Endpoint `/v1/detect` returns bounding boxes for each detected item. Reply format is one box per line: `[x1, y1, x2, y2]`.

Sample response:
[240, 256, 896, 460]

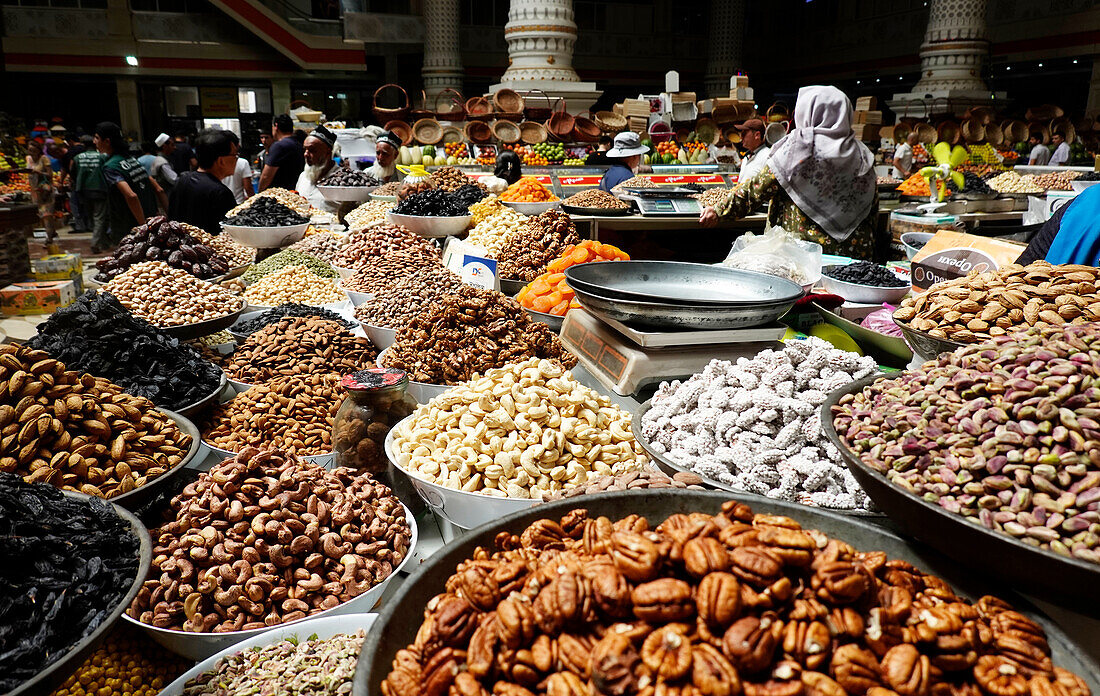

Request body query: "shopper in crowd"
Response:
[137, 142, 157, 174]
[495, 150, 524, 186]
[293, 129, 307, 144]
[58, 134, 87, 233]
[71, 137, 109, 252]
[169, 131, 197, 173]
[700, 85, 877, 259]
[296, 124, 339, 213]
[1027, 133, 1051, 166]
[256, 131, 273, 170]
[220, 131, 254, 205]
[892, 132, 919, 179]
[258, 114, 305, 192]
[26, 140, 56, 236]
[365, 130, 400, 182]
[1049, 132, 1071, 167]
[736, 118, 771, 182]
[95, 121, 167, 244]
[599, 132, 648, 192]
[585, 135, 613, 165]
[151, 133, 179, 191]
[168, 128, 238, 237]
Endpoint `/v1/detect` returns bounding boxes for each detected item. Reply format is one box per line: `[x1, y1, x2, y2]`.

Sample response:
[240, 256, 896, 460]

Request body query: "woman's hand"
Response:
[699, 206, 718, 227]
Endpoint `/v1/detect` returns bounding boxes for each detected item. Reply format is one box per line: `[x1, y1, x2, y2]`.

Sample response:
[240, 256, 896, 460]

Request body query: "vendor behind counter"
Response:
[599, 132, 650, 192]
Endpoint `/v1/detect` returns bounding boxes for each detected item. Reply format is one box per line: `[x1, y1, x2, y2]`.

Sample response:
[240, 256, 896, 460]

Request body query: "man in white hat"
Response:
[150, 133, 178, 191]
[599, 132, 650, 192]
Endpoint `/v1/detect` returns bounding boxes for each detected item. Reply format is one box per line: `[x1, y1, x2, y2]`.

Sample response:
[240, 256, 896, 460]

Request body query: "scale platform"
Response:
[622, 186, 703, 217]
[560, 309, 784, 396]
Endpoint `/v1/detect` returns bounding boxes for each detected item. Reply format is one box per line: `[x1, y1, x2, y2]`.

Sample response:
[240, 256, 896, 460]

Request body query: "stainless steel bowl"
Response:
[565, 260, 804, 306]
[157, 300, 247, 341]
[893, 316, 967, 362]
[570, 283, 796, 330]
[820, 266, 909, 305]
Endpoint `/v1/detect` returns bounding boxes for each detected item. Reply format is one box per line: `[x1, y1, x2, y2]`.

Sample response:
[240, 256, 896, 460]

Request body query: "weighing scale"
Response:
[622, 187, 704, 217]
[560, 308, 785, 396]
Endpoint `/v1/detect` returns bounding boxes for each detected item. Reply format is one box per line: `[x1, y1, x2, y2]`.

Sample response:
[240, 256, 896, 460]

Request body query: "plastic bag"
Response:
[861, 304, 905, 337]
[719, 225, 822, 287]
[478, 175, 508, 194]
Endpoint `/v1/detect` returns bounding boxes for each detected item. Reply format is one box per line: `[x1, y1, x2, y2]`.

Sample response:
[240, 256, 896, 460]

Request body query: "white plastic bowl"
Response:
[124, 504, 416, 660]
[221, 223, 309, 248]
[225, 375, 255, 394]
[821, 267, 910, 305]
[1071, 179, 1100, 193]
[340, 284, 374, 306]
[385, 212, 471, 238]
[386, 421, 538, 529]
[376, 348, 451, 403]
[361, 322, 397, 349]
[318, 185, 379, 203]
[501, 200, 560, 215]
[159, 613, 378, 696]
[336, 265, 358, 280]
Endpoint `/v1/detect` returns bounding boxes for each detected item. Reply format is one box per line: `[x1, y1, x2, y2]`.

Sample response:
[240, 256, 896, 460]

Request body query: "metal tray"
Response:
[9, 491, 152, 696]
[560, 203, 631, 217]
[109, 408, 201, 511]
[571, 283, 796, 330]
[893, 316, 967, 362]
[633, 399, 883, 518]
[497, 277, 528, 296]
[175, 373, 227, 418]
[565, 261, 804, 307]
[353, 489, 1100, 696]
[157, 300, 247, 341]
[822, 373, 1100, 615]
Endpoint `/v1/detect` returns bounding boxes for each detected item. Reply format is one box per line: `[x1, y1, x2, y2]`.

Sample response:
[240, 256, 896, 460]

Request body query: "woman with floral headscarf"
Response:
[700, 85, 879, 259]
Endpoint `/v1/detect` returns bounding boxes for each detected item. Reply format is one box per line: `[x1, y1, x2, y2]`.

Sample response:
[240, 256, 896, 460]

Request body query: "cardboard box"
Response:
[730, 75, 750, 88]
[1, 280, 77, 316]
[852, 124, 880, 141]
[729, 87, 754, 101]
[31, 253, 83, 293]
[669, 91, 696, 103]
[854, 110, 883, 125]
[855, 96, 878, 111]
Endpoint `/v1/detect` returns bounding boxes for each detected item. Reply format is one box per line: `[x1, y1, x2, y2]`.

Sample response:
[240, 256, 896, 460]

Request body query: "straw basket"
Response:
[965, 106, 995, 126]
[520, 121, 548, 145]
[493, 89, 525, 121]
[410, 90, 432, 121]
[695, 118, 720, 145]
[546, 98, 574, 141]
[765, 102, 789, 123]
[524, 89, 554, 122]
[1051, 117, 1076, 145]
[937, 121, 960, 145]
[891, 122, 912, 142]
[1002, 120, 1028, 145]
[572, 111, 601, 143]
[464, 120, 492, 144]
[1028, 121, 1052, 144]
[594, 110, 627, 134]
[984, 122, 1004, 147]
[465, 97, 492, 121]
[372, 84, 410, 124]
[440, 126, 464, 144]
[384, 120, 413, 146]
[1025, 104, 1064, 122]
[491, 120, 521, 144]
[913, 122, 936, 144]
[961, 120, 985, 144]
[412, 118, 442, 145]
[434, 88, 466, 122]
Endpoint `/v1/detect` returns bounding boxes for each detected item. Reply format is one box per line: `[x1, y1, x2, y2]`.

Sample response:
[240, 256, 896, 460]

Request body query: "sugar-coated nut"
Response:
[392, 358, 647, 499]
[102, 261, 244, 326]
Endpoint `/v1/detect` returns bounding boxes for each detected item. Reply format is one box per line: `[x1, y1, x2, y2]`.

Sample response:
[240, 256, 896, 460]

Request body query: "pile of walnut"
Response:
[497, 210, 581, 282]
[382, 502, 1089, 696]
[381, 285, 577, 385]
[129, 447, 411, 633]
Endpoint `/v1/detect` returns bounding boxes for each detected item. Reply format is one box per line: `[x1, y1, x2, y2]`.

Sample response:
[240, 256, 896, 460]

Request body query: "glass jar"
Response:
[333, 368, 420, 507]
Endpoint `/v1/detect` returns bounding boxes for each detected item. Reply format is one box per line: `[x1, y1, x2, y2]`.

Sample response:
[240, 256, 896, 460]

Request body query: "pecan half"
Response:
[697, 572, 743, 633]
[973, 655, 1028, 696]
[692, 642, 742, 696]
[880, 644, 934, 696]
[830, 644, 880, 695]
[724, 611, 782, 673]
[633, 578, 695, 623]
[683, 536, 731, 578]
[610, 530, 661, 582]
[641, 624, 693, 681]
[590, 632, 642, 696]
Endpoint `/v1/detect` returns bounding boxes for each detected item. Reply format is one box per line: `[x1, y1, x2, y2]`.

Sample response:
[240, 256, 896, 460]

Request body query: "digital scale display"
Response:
[651, 200, 675, 212]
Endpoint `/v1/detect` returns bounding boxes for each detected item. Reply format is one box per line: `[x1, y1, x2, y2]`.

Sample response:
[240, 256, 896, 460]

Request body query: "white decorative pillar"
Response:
[422, 0, 463, 98]
[705, 0, 744, 99]
[887, 0, 1003, 118]
[491, 0, 601, 115]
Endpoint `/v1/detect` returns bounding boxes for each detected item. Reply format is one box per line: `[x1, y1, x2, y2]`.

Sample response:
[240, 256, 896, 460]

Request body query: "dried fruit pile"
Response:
[94, 217, 230, 282]
[500, 176, 558, 202]
[224, 195, 310, 227]
[517, 240, 629, 316]
[382, 502, 1090, 696]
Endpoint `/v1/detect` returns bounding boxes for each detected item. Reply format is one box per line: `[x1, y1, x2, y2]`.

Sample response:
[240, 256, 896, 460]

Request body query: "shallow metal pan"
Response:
[565, 260, 804, 306]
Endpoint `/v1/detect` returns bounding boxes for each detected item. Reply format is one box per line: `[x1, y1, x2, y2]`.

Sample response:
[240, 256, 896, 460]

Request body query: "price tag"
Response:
[461, 254, 497, 291]
[558, 175, 603, 187]
[649, 174, 725, 185]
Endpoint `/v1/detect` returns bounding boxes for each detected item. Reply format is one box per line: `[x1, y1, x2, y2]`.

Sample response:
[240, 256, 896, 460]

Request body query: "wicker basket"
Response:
[384, 120, 413, 146]
[937, 121, 960, 145]
[433, 88, 465, 122]
[765, 102, 789, 123]
[695, 118, 720, 145]
[412, 118, 443, 145]
[492, 88, 525, 115]
[520, 121, 548, 145]
[572, 111, 600, 143]
[594, 110, 627, 133]
[891, 122, 912, 142]
[965, 106, 995, 126]
[1025, 104, 1064, 122]
[492, 120, 521, 144]
[984, 122, 1004, 147]
[440, 126, 464, 144]
[1051, 117, 1076, 145]
[546, 97, 574, 141]
[494, 111, 524, 123]
[410, 90, 432, 121]
[1027, 121, 1051, 144]
[524, 89, 554, 122]
[373, 84, 410, 124]
[913, 123, 936, 144]
[1002, 120, 1028, 144]
[465, 120, 492, 144]
[961, 120, 985, 144]
[465, 96, 492, 121]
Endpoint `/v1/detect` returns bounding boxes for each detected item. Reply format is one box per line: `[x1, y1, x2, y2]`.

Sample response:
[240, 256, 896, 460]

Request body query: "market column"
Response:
[422, 0, 463, 99]
[116, 77, 141, 141]
[704, 0, 745, 99]
[271, 79, 291, 117]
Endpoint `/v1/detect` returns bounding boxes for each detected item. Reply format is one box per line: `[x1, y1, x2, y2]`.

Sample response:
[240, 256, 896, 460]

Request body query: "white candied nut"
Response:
[641, 338, 877, 511]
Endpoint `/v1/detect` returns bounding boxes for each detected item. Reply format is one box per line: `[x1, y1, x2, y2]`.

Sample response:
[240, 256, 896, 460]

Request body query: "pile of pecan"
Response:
[381, 285, 577, 385]
[129, 447, 412, 633]
[497, 210, 581, 282]
[381, 501, 1089, 696]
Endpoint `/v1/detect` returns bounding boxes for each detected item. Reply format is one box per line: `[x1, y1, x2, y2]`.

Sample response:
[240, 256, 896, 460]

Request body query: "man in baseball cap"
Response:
[599, 131, 650, 192]
[735, 118, 771, 181]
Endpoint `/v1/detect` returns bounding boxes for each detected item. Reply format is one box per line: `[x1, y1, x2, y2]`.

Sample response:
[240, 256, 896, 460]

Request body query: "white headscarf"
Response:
[767, 86, 876, 241]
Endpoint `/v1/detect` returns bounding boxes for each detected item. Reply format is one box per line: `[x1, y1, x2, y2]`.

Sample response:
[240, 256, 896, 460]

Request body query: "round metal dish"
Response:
[498, 277, 528, 296]
[214, 263, 251, 282]
[521, 306, 564, 331]
[353, 489, 1100, 696]
[376, 348, 450, 403]
[369, 193, 397, 202]
[900, 231, 934, 260]
[156, 300, 246, 341]
[107, 408, 200, 511]
[632, 399, 882, 517]
[501, 200, 560, 215]
[8, 492, 152, 696]
[571, 283, 796, 330]
[124, 504, 416, 660]
[175, 373, 227, 418]
[813, 302, 912, 364]
[820, 266, 909, 305]
[385, 420, 539, 529]
[160, 613, 378, 696]
[893, 316, 967, 362]
[565, 261, 804, 307]
[822, 373, 1100, 614]
[220, 223, 309, 248]
[385, 212, 471, 238]
[560, 203, 631, 217]
[318, 185, 380, 203]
